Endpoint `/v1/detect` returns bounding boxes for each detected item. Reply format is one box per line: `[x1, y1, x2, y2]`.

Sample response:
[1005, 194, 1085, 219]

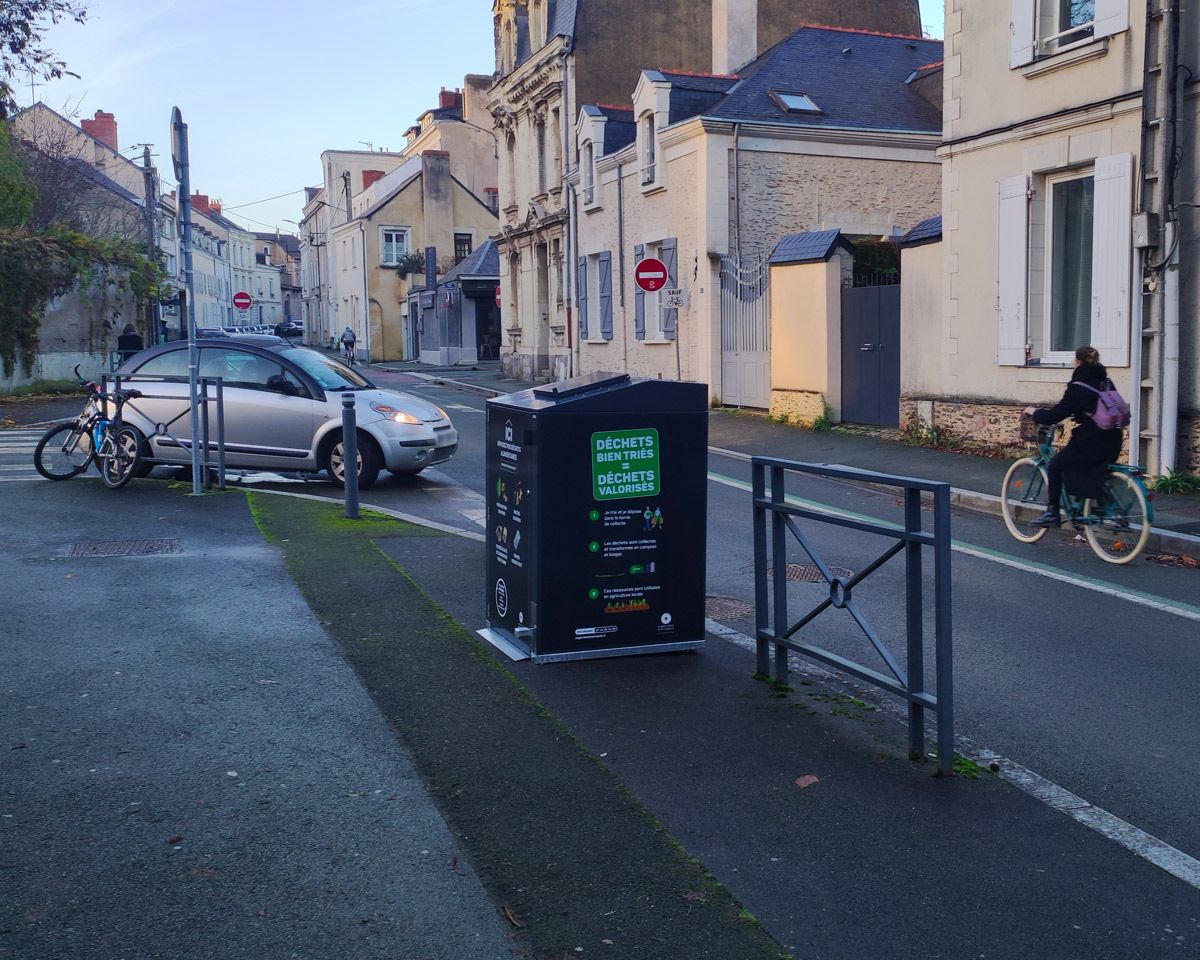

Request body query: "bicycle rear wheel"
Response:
[33, 422, 93, 480]
[98, 426, 141, 489]
[1084, 472, 1150, 564]
[1000, 457, 1050, 543]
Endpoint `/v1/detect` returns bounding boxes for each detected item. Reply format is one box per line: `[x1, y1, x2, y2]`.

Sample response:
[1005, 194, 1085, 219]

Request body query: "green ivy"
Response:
[0, 228, 165, 377]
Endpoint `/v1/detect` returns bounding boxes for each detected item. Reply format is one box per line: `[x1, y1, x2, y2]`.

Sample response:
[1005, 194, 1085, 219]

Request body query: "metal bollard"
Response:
[341, 394, 359, 519]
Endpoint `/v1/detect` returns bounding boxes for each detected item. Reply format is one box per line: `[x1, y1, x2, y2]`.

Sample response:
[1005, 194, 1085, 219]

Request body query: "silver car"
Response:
[113, 340, 457, 488]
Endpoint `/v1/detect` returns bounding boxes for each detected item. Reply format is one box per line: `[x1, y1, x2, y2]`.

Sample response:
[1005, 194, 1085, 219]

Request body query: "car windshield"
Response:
[279, 347, 372, 390]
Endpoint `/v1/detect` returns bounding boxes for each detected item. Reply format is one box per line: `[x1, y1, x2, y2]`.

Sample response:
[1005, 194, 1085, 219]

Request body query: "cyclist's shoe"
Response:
[1030, 510, 1063, 527]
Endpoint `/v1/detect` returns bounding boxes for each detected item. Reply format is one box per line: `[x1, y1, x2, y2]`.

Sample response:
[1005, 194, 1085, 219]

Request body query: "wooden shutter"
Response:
[1093, 0, 1129, 40]
[661, 238, 678, 340]
[633, 245, 646, 341]
[1090, 153, 1132, 367]
[996, 174, 1030, 365]
[598, 251, 613, 341]
[577, 256, 588, 340]
[1009, 0, 1036, 67]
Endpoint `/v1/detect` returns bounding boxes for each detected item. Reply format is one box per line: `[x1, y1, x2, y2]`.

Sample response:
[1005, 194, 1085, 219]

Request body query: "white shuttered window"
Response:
[996, 174, 1030, 365]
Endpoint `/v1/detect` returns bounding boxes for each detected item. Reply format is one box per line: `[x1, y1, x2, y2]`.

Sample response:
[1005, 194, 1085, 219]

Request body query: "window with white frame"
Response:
[582, 141, 595, 204]
[996, 153, 1132, 367]
[1009, 0, 1126, 67]
[380, 227, 411, 265]
[1045, 170, 1094, 355]
[641, 115, 656, 185]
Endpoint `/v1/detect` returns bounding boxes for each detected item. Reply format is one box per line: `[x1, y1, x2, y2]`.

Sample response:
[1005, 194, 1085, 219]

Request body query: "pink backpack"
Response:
[1076, 379, 1130, 431]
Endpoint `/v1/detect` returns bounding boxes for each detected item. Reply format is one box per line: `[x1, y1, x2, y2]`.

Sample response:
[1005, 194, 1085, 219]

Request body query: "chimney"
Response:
[362, 169, 386, 190]
[80, 110, 118, 151]
[712, 0, 756, 74]
[438, 87, 462, 110]
[190, 193, 211, 214]
[210, 199, 222, 214]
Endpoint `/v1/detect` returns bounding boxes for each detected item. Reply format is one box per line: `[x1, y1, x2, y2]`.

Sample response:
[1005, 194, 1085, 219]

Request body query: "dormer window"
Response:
[581, 141, 595, 204]
[641, 115, 656, 185]
[769, 90, 822, 114]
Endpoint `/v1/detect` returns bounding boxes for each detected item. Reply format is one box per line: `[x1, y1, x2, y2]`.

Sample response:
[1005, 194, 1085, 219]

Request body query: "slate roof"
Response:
[588, 104, 635, 154]
[769, 229, 855, 265]
[549, 0, 577, 43]
[896, 214, 942, 247]
[697, 25, 943, 134]
[654, 70, 738, 125]
[60, 157, 142, 205]
[442, 238, 500, 283]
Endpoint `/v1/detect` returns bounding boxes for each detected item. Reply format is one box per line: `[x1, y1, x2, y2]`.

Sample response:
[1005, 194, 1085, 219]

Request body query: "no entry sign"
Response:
[634, 257, 668, 292]
[232, 291, 252, 310]
[495, 285, 502, 308]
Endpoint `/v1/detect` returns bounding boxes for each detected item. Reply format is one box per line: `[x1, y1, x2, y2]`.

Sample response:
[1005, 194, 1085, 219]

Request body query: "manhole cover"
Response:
[767, 563, 854, 582]
[705, 596, 755, 618]
[68, 538, 181, 558]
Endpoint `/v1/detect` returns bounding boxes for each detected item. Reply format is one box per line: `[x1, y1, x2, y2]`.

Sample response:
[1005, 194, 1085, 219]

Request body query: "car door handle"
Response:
[860, 343, 874, 351]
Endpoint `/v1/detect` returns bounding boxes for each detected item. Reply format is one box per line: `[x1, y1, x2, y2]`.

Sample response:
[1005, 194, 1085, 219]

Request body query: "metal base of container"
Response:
[477, 627, 703, 663]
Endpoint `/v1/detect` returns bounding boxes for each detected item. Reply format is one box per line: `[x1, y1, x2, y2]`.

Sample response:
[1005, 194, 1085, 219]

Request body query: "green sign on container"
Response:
[591, 428, 660, 501]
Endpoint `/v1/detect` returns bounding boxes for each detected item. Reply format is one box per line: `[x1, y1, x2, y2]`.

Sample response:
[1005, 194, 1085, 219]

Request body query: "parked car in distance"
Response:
[113, 341, 457, 487]
[195, 326, 228, 337]
[274, 320, 303, 339]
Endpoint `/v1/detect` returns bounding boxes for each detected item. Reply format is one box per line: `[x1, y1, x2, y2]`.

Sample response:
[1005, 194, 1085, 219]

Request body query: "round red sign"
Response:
[634, 258, 669, 292]
[495, 285, 502, 308]
[232, 291, 252, 310]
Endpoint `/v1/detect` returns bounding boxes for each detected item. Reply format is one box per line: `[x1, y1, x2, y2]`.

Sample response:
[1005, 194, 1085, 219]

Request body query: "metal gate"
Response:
[720, 254, 770, 409]
[840, 280, 901, 427]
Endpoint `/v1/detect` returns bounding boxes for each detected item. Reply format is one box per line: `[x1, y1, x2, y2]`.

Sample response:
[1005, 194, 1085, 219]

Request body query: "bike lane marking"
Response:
[705, 469, 1200, 625]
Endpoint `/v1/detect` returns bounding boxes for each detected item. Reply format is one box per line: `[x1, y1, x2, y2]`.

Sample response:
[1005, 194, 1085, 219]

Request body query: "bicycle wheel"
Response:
[33, 422, 93, 480]
[1084, 472, 1150, 564]
[1000, 457, 1050, 543]
[98, 426, 141, 490]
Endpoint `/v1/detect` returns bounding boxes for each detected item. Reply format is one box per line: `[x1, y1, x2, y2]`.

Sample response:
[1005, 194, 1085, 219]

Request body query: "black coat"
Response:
[1032, 362, 1123, 499]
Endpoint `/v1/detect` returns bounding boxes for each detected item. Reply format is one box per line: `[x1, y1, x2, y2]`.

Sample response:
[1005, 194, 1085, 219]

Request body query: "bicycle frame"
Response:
[1027, 429, 1154, 525]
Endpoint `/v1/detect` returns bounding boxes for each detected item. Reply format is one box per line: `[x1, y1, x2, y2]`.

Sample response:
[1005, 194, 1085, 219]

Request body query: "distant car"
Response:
[274, 320, 303, 339]
[195, 326, 229, 337]
[113, 340, 456, 487]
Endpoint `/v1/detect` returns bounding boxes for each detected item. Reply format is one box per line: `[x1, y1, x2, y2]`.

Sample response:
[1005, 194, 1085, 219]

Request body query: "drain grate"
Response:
[705, 595, 755, 618]
[68, 538, 181, 558]
[767, 563, 854, 583]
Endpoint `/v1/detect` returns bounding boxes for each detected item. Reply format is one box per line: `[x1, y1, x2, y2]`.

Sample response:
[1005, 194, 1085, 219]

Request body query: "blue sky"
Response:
[28, 0, 944, 235]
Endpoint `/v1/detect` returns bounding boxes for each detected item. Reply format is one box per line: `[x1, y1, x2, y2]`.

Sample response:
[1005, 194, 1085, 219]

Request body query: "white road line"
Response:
[704, 617, 1200, 891]
[706, 470, 1200, 625]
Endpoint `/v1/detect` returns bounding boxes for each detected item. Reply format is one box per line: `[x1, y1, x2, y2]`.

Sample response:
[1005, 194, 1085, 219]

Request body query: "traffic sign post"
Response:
[233, 291, 253, 311]
[634, 258, 669, 292]
[172, 106, 202, 497]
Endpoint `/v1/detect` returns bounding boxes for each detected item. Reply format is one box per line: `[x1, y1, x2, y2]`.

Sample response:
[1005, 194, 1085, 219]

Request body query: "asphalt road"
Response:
[8, 377, 1200, 883]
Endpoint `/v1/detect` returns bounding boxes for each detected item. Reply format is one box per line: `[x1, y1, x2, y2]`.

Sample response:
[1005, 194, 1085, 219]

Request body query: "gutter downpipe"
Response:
[733, 122, 742, 260]
[617, 158, 627, 374]
[1159, 0, 1183, 474]
[1128, 246, 1144, 458]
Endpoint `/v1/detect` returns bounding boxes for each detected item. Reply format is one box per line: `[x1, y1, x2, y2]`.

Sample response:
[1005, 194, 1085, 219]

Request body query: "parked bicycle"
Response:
[33, 366, 145, 489]
[1000, 418, 1152, 564]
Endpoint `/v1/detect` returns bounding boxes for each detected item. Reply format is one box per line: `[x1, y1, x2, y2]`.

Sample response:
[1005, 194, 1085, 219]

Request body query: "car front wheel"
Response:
[325, 431, 381, 490]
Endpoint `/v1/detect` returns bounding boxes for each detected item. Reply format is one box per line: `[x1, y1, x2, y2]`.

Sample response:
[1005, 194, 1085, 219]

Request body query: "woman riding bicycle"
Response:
[1024, 345, 1123, 527]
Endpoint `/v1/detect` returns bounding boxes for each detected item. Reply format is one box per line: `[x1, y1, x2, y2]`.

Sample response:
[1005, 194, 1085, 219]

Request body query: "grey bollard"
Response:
[341, 393, 359, 519]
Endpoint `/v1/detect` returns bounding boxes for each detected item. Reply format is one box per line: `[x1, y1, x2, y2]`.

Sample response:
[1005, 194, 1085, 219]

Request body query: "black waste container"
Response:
[480, 372, 707, 662]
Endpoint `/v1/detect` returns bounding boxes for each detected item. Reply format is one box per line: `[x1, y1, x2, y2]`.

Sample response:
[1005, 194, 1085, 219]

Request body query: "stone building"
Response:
[305, 80, 498, 361]
[487, 0, 924, 381]
[570, 25, 942, 409]
[901, 0, 1199, 474]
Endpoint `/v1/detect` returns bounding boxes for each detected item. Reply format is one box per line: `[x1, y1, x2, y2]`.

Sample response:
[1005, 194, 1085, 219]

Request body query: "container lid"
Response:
[532, 372, 630, 399]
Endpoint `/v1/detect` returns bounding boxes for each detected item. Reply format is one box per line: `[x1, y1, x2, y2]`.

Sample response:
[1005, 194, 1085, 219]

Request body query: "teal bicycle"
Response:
[1000, 420, 1152, 564]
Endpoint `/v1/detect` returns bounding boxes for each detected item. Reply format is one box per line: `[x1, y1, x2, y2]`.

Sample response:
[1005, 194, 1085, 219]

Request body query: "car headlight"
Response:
[369, 401, 420, 425]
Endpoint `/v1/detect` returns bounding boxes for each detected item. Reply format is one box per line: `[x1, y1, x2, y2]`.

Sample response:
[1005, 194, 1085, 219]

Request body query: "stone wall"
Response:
[900, 395, 1200, 474]
[770, 388, 826, 425]
[736, 151, 941, 258]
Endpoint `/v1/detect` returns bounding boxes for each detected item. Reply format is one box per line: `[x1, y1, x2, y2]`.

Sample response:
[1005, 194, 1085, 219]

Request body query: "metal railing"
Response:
[752, 457, 954, 775]
[106, 374, 227, 489]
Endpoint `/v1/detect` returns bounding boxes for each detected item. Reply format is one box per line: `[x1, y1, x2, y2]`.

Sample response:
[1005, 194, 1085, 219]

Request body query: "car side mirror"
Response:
[266, 374, 301, 396]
